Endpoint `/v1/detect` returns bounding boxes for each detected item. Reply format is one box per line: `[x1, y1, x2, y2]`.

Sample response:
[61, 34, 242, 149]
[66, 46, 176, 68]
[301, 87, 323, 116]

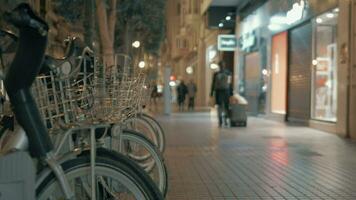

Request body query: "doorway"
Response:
[287, 22, 312, 123]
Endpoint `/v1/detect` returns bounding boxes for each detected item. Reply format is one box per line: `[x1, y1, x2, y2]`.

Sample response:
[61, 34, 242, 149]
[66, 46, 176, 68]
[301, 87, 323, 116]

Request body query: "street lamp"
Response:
[132, 40, 141, 48]
[138, 61, 145, 68]
[186, 66, 193, 74]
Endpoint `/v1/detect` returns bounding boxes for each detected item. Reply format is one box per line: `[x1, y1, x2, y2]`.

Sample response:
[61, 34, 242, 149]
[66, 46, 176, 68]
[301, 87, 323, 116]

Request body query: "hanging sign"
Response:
[218, 34, 238, 51]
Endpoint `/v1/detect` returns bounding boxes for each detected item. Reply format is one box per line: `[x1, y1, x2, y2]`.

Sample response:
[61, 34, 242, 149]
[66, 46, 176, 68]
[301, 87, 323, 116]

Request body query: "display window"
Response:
[271, 32, 288, 114]
[311, 8, 338, 122]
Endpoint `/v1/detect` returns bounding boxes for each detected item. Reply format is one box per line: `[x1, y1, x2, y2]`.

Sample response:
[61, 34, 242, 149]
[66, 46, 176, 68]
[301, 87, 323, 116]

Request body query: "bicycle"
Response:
[1, 24, 168, 196]
[0, 3, 164, 199]
[33, 51, 168, 195]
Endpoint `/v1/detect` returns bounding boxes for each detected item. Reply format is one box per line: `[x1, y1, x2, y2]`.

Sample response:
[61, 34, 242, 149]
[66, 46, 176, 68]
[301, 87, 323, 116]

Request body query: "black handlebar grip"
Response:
[3, 3, 53, 157]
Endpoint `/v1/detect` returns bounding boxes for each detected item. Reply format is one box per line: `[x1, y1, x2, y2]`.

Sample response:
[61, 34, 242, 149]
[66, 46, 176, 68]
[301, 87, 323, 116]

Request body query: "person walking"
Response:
[0, 92, 4, 115]
[210, 61, 232, 127]
[176, 80, 188, 111]
[150, 83, 158, 105]
[187, 79, 197, 111]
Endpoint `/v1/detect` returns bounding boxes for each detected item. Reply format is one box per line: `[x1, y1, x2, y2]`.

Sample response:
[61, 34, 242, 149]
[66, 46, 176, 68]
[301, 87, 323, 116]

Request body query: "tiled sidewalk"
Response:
[158, 112, 356, 200]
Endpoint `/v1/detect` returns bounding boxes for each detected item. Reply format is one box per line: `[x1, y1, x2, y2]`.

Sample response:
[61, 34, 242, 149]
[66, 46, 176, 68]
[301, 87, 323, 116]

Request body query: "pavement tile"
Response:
[160, 112, 356, 200]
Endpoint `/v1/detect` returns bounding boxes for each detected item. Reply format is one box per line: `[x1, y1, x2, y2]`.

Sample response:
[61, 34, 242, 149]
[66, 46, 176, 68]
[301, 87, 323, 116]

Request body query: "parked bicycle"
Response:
[0, 3, 164, 199]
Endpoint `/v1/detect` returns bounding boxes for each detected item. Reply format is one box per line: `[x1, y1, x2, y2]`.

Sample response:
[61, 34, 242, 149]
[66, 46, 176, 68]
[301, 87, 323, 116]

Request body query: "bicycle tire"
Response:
[36, 148, 163, 200]
[140, 113, 166, 153]
[107, 129, 168, 196]
[123, 115, 162, 152]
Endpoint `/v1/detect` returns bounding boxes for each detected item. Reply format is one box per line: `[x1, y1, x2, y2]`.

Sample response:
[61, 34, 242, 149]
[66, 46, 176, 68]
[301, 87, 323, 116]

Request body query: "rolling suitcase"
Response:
[229, 103, 247, 127]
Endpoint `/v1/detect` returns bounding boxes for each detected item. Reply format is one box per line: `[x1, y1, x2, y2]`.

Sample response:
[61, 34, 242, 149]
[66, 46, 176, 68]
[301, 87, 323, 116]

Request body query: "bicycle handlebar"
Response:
[3, 3, 53, 157]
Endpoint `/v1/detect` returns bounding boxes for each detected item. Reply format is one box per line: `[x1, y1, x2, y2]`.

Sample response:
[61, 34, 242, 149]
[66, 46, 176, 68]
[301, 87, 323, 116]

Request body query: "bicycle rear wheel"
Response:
[36, 149, 163, 200]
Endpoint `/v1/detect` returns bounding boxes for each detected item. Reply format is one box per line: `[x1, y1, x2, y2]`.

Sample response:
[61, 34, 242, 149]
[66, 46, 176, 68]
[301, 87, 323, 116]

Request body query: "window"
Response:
[311, 8, 339, 122]
[183, 39, 187, 48]
[176, 38, 180, 48]
[177, 3, 181, 15]
[193, 0, 199, 14]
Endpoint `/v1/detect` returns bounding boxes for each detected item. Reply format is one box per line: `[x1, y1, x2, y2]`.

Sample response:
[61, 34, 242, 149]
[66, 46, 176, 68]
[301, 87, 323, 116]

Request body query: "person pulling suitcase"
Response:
[210, 61, 233, 127]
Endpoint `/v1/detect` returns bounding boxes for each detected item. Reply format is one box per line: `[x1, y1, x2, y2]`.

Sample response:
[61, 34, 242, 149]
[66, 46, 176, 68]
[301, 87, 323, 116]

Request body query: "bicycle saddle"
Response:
[41, 37, 84, 76]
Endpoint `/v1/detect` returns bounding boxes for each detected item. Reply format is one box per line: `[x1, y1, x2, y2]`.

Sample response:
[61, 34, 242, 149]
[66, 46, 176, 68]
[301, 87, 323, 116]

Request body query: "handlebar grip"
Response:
[4, 3, 48, 95]
[4, 3, 48, 36]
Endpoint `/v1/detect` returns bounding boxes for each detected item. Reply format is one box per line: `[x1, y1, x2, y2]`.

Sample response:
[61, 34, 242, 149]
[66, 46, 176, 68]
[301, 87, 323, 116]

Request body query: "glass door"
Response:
[311, 8, 339, 122]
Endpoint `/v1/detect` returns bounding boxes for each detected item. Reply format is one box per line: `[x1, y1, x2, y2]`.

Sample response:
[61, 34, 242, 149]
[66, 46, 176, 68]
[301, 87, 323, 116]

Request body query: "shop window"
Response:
[311, 8, 338, 122]
[271, 32, 287, 114]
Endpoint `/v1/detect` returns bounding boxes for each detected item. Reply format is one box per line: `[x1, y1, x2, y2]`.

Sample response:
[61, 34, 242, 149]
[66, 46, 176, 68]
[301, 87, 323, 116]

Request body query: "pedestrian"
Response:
[0, 92, 5, 115]
[176, 80, 188, 111]
[187, 79, 197, 111]
[210, 61, 233, 127]
[151, 83, 158, 105]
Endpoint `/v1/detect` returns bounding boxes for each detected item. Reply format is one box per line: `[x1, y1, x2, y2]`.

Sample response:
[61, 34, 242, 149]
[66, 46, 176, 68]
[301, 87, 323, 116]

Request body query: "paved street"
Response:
[158, 112, 356, 200]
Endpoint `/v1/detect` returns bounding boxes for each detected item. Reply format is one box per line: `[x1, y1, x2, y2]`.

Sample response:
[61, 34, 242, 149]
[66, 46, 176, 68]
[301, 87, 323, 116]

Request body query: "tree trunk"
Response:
[96, 0, 117, 67]
[123, 21, 132, 55]
[84, 0, 95, 48]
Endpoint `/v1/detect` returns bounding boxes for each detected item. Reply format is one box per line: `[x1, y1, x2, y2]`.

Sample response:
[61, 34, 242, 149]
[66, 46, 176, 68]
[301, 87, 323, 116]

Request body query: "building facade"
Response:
[234, 0, 356, 138]
[162, 0, 229, 107]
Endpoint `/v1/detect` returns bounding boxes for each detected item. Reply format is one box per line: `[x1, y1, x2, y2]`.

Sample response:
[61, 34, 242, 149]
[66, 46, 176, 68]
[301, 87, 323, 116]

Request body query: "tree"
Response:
[96, 0, 117, 66]
[115, 0, 166, 55]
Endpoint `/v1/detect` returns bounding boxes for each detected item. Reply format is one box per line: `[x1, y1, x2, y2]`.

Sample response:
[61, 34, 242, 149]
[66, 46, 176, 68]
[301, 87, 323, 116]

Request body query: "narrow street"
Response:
[159, 112, 356, 199]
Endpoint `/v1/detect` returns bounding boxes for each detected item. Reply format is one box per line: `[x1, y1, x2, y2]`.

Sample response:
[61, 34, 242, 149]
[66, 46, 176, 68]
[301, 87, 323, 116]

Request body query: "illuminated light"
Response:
[132, 40, 140, 48]
[170, 75, 176, 81]
[157, 85, 163, 93]
[268, 24, 282, 31]
[138, 61, 145, 68]
[226, 16, 231, 21]
[169, 81, 176, 87]
[316, 18, 323, 23]
[262, 84, 267, 92]
[312, 59, 318, 66]
[208, 50, 217, 60]
[218, 23, 224, 27]
[262, 69, 268, 76]
[333, 8, 339, 13]
[326, 13, 334, 18]
[210, 63, 219, 70]
[286, 1, 305, 25]
[186, 66, 193, 74]
[325, 80, 332, 88]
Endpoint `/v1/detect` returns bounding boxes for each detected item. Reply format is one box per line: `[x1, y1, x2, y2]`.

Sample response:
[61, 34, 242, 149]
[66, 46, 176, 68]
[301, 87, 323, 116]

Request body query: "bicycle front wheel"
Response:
[36, 152, 163, 200]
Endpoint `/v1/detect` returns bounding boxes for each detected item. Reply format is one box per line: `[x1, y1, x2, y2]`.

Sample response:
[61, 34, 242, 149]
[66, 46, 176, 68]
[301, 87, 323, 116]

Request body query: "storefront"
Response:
[236, 0, 344, 132]
[238, 29, 268, 115]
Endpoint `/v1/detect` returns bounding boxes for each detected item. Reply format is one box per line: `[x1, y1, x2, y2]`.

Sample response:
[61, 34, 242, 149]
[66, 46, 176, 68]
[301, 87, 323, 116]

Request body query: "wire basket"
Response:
[87, 54, 144, 123]
[32, 55, 95, 132]
[32, 53, 149, 131]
